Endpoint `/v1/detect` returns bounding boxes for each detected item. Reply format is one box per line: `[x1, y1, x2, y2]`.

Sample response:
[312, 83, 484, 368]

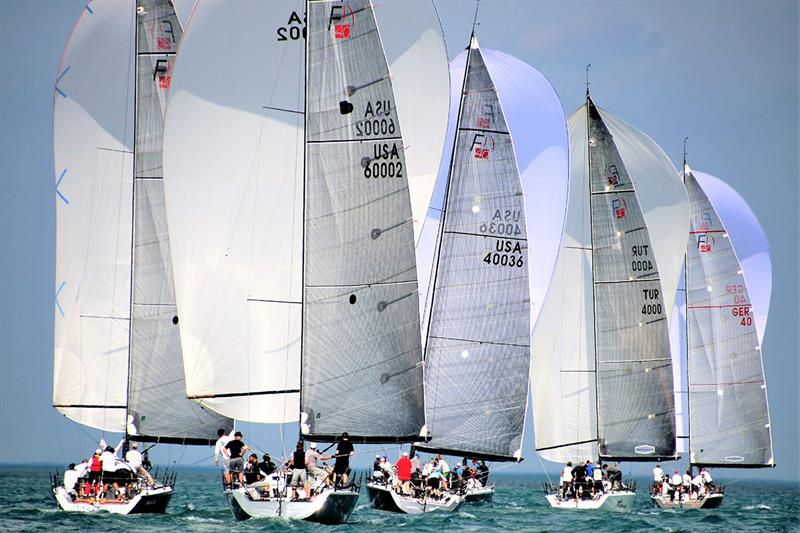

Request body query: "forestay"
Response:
[684, 168, 773, 466]
[301, 0, 425, 442]
[418, 37, 529, 461]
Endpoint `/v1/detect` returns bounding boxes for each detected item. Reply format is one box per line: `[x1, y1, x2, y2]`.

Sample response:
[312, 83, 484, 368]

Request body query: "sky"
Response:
[0, 1, 797, 483]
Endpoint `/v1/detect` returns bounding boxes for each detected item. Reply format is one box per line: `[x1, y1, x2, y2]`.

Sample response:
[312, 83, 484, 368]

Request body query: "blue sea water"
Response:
[1, 467, 797, 532]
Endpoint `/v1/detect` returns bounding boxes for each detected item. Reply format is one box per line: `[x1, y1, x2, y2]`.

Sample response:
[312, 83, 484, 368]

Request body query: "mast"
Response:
[124, 0, 141, 449]
[299, 0, 310, 441]
[682, 137, 691, 461]
[585, 66, 601, 463]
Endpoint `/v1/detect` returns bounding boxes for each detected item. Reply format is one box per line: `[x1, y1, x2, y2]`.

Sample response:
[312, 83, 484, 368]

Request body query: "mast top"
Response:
[683, 136, 690, 175]
[471, 0, 480, 38]
[585, 63, 591, 99]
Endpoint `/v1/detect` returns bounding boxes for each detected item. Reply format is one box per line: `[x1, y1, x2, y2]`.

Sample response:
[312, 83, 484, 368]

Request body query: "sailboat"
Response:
[530, 88, 689, 511]
[161, 0, 449, 524]
[651, 162, 775, 509]
[366, 35, 569, 514]
[51, 0, 232, 514]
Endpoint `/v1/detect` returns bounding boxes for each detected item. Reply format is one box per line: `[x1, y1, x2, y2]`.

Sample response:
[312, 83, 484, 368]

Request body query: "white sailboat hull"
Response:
[225, 487, 359, 524]
[651, 492, 724, 509]
[52, 485, 173, 514]
[545, 491, 635, 511]
[366, 482, 463, 514]
[463, 485, 495, 503]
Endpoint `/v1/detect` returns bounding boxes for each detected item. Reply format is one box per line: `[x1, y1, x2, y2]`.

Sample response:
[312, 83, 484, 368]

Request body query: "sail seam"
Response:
[307, 136, 402, 145]
[429, 335, 529, 348]
[443, 230, 527, 242]
[189, 389, 300, 399]
[246, 298, 302, 305]
[458, 127, 509, 135]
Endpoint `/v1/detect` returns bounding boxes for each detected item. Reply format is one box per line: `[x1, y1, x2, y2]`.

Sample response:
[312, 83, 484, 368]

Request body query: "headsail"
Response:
[684, 167, 773, 467]
[416, 37, 531, 461]
[300, 0, 425, 442]
[53, 0, 231, 441]
[53, 1, 135, 433]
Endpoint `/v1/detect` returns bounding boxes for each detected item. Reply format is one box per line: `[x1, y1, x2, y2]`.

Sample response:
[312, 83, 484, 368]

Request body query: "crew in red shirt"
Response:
[395, 452, 412, 495]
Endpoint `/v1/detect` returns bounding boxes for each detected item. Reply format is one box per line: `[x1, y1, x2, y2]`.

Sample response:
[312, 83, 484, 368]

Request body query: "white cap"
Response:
[95, 449, 102, 454]
[402, 451, 408, 456]
[310, 442, 317, 449]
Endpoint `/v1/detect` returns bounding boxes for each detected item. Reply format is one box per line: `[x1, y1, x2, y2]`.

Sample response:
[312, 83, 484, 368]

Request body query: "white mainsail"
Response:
[416, 37, 567, 461]
[673, 166, 773, 466]
[163, 0, 446, 437]
[53, 0, 231, 442]
[532, 99, 688, 463]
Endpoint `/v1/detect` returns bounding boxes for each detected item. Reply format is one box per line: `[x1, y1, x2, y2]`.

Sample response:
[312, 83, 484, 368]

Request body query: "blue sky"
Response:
[0, 1, 797, 482]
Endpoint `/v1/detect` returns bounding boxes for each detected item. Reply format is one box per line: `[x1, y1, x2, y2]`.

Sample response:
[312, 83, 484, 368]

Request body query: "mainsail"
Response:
[532, 98, 687, 463]
[682, 167, 773, 467]
[415, 37, 540, 461]
[53, 0, 231, 443]
[300, 0, 425, 441]
[163, 0, 444, 441]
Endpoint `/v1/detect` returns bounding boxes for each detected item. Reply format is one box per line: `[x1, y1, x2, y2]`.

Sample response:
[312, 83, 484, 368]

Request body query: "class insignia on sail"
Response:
[52, 0, 232, 515]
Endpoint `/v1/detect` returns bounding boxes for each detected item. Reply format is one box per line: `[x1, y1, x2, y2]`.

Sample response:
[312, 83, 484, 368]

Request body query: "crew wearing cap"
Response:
[305, 442, 330, 484]
[125, 442, 154, 485]
[332, 432, 355, 486]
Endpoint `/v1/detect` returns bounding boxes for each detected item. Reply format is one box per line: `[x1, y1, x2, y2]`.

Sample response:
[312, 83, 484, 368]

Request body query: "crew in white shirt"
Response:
[652, 464, 664, 482]
[214, 428, 234, 472]
[63, 463, 80, 496]
[126, 443, 155, 484]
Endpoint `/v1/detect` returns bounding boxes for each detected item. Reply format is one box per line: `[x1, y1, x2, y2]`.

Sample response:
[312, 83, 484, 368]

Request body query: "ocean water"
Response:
[1, 468, 797, 532]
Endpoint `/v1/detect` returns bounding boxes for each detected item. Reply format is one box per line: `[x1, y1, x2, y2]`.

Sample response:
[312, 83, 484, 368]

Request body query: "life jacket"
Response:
[90, 456, 102, 472]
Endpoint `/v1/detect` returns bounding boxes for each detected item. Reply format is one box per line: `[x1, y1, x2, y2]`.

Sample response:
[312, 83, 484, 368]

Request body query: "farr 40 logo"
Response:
[611, 196, 626, 219]
[330, 3, 355, 39]
[471, 132, 496, 160]
[697, 233, 715, 253]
